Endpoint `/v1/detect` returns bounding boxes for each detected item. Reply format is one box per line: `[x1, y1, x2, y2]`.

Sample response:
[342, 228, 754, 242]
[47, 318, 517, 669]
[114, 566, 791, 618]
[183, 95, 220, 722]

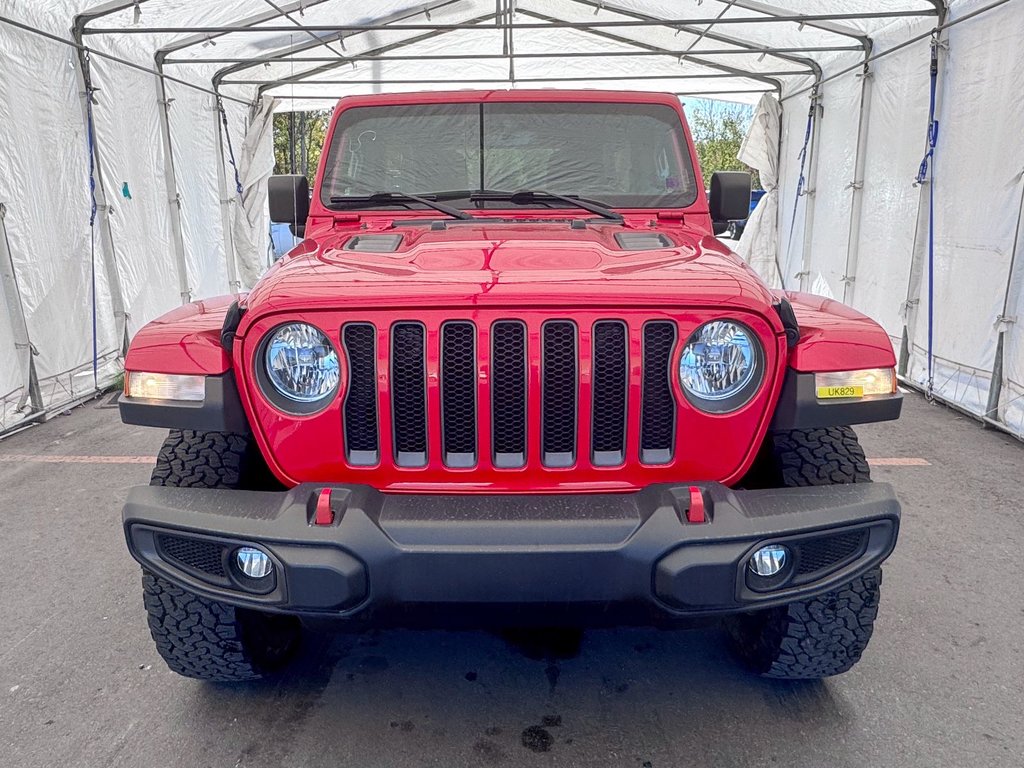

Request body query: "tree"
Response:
[273, 109, 333, 177]
[686, 100, 761, 190]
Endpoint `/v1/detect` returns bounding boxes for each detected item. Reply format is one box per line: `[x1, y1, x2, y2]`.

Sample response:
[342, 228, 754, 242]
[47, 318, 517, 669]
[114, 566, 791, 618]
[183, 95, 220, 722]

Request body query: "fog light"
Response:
[749, 545, 788, 577]
[235, 547, 273, 579]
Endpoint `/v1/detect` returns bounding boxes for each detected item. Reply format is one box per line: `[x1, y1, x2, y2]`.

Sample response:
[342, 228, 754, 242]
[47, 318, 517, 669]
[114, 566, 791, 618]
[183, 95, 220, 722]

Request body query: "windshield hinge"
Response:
[332, 213, 361, 229]
[656, 211, 685, 224]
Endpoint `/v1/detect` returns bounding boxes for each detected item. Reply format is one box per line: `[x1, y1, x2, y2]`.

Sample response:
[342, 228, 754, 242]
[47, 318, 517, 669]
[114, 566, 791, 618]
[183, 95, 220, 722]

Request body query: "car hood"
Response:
[242, 220, 779, 321]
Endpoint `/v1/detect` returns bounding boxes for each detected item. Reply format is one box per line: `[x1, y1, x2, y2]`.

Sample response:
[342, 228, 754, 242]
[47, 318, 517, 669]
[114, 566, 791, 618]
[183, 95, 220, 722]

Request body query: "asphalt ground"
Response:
[1, 391, 1021, 767]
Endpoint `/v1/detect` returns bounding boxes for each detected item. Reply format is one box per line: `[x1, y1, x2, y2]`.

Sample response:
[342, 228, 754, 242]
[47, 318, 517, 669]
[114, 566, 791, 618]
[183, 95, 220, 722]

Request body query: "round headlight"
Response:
[679, 320, 762, 412]
[263, 323, 340, 404]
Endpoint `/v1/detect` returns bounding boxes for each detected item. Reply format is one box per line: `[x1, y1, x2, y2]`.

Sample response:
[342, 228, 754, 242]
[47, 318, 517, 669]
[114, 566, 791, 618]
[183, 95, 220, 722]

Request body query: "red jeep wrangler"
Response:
[120, 90, 902, 682]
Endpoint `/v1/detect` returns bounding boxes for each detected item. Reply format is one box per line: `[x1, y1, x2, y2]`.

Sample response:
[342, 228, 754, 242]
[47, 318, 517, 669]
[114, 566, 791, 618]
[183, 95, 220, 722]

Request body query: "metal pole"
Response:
[70, 24, 130, 354]
[213, 95, 241, 293]
[0, 14, 251, 107]
[783, 0, 1008, 102]
[796, 87, 822, 292]
[288, 111, 296, 173]
[165, 46, 863, 64]
[841, 52, 875, 306]
[155, 61, 193, 304]
[0, 203, 44, 418]
[234, 71, 807, 87]
[984, 170, 1024, 422]
[80, 11, 931, 35]
[899, 31, 947, 381]
[564, 0, 823, 76]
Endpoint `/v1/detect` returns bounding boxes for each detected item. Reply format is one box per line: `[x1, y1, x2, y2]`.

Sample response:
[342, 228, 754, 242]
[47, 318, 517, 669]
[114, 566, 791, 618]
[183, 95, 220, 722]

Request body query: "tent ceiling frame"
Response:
[166, 44, 861, 65]
[564, 0, 821, 79]
[235, 6, 789, 94]
[209, 0, 466, 86]
[155, 0, 336, 63]
[516, 7, 789, 89]
[242, 11, 499, 93]
[77, 11, 939, 36]
[70, 0, 947, 99]
[708, 0, 871, 48]
[259, 0, 347, 61]
[212, 1, 825, 95]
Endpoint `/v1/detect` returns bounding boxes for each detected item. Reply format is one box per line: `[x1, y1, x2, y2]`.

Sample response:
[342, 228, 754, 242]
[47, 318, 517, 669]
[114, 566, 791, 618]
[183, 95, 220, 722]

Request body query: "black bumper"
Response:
[123, 482, 900, 622]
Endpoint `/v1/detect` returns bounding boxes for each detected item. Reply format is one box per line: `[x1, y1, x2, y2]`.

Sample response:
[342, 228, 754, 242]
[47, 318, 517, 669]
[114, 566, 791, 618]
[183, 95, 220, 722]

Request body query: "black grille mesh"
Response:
[542, 321, 578, 464]
[441, 322, 477, 463]
[795, 530, 868, 576]
[342, 323, 379, 462]
[640, 321, 676, 463]
[157, 534, 227, 578]
[391, 323, 427, 464]
[491, 321, 527, 464]
[591, 321, 627, 462]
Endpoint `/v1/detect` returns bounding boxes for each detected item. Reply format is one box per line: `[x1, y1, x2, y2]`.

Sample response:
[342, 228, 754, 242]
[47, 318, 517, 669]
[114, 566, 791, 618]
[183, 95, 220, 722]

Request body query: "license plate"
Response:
[816, 385, 863, 399]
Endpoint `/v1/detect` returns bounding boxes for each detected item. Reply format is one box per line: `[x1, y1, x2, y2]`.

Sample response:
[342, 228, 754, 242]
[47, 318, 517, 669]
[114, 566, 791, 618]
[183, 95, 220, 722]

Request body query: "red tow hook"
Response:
[686, 486, 707, 524]
[314, 488, 334, 526]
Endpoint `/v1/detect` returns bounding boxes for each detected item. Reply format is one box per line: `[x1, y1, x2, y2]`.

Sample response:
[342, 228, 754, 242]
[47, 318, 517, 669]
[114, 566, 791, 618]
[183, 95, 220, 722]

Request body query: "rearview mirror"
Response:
[269, 175, 310, 235]
[709, 171, 752, 225]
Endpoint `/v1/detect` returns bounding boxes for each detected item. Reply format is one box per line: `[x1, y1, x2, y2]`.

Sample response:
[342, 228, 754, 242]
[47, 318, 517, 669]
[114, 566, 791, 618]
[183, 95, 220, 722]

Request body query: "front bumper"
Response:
[123, 482, 899, 622]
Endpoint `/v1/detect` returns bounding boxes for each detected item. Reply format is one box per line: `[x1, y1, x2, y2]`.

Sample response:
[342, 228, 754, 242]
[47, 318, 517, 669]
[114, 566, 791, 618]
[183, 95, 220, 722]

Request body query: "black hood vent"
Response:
[614, 232, 672, 251]
[344, 234, 403, 252]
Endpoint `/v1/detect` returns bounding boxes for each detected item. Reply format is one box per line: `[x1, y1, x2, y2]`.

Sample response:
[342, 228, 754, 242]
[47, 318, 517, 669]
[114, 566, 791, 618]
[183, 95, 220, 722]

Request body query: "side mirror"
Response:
[268, 175, 309, 236]
[709, 171, 752, 225]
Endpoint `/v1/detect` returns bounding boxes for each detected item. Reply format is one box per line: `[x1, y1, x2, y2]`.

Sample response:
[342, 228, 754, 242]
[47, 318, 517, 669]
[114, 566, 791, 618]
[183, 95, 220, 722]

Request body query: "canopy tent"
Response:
[0, 0, 1022, 439]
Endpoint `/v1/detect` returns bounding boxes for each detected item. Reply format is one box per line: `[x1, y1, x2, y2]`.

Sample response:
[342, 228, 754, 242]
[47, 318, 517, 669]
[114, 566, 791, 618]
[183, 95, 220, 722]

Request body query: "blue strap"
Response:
[916, 37, 940, 396]
[218, 98, 245, 199]
[84, 69, 99, 390]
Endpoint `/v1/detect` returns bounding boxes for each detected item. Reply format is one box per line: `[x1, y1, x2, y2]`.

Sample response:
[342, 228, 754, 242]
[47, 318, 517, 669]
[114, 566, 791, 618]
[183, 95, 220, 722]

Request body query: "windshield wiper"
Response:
[328, 191, 475, 220]
[468, 189, 624, 222]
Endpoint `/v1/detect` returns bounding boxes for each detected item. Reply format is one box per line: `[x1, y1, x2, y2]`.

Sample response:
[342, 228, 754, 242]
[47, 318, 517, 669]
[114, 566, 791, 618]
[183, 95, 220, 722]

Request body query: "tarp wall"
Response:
[0, 0, 1022, 440]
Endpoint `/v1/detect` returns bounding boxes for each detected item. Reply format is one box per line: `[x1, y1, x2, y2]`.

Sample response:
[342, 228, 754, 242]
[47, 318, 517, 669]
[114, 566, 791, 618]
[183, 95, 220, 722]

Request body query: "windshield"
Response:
[320, 101, 699, 210]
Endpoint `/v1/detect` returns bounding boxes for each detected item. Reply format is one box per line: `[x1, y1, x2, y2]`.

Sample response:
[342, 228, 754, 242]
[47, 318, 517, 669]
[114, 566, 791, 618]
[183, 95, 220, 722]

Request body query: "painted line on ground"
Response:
[0, 454, 154, 464]
[867, 457, 931, 466]
[0, 454, 931, 467]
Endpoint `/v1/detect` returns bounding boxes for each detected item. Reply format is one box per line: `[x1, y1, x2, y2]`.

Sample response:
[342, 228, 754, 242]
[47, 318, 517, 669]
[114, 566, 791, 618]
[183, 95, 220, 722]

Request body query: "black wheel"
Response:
[142, 430, 299, 682]
[727, 427, 882, 679]
[728, 221, 740, 239]
[143, 570, 300, 682]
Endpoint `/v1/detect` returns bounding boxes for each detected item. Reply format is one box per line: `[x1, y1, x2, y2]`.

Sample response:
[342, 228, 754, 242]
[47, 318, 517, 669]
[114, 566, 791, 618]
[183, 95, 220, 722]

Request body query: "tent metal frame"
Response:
[39, 0, 1024, 442]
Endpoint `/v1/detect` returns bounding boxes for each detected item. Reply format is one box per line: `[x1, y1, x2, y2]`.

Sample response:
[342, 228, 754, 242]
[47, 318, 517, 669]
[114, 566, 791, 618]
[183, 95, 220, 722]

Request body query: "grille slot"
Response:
[157, 534, 228, 579]
[795, 530, 868, 577]
[491, 321, 527, 468]
[342, 323, 379, 465]
[591, 321, 628, 466]
[541, 321, 578, 467]
[441, 322, 477, 468]
[640, 321, 677, 464]
[390, 322, 428, 466]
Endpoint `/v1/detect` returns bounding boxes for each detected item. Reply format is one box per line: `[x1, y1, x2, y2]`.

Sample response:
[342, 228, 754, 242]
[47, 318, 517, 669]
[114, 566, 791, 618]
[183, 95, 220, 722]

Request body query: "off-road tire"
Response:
[143, 571, 300, 682]
[141, 430, 299, 682]
[727, 427, 881, 679]
[150, 429, 280, 491]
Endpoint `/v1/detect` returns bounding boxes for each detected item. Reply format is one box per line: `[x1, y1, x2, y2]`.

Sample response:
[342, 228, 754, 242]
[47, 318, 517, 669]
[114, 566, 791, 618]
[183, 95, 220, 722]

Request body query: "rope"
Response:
[84, 53, 99, 390]
[915, 35, 940, 400]
[218, 98, 244, 199]
[784, 86, 816, 278]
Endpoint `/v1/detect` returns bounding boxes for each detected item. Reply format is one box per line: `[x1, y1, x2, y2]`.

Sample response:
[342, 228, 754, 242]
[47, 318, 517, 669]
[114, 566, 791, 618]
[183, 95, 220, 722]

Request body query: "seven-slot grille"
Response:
[341, 318, 679, 470]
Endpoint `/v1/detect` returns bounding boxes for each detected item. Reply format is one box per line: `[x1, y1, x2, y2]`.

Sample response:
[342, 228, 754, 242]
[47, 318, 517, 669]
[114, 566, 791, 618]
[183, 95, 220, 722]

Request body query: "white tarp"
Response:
[0, 0, 1022, 439]
[734, 93, 782, 289]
